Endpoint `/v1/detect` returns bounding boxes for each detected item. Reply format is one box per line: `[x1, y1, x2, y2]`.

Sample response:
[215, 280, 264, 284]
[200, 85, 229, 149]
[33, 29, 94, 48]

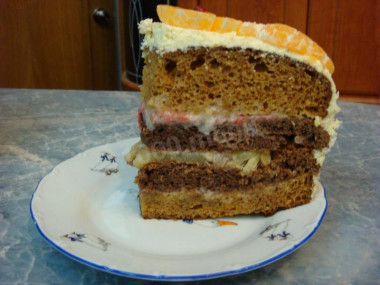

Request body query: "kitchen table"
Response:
[0, 89, 378, 284]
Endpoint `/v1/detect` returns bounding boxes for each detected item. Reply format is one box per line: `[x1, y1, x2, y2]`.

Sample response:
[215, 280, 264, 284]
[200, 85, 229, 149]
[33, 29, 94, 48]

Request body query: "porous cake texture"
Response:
[141, 48, 332, 118]
[125, 6, 340, 219]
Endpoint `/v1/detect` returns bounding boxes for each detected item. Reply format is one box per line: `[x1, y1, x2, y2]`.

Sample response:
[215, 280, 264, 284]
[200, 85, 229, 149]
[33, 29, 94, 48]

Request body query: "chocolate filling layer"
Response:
[140, 115, 330, 151]
[136, 145, 319, 192]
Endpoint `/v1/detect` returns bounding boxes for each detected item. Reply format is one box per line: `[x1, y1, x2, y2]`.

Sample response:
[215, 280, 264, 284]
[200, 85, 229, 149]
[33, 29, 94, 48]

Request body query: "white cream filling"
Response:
[314, 90, 341, 167]
[143, 107, 288, 135]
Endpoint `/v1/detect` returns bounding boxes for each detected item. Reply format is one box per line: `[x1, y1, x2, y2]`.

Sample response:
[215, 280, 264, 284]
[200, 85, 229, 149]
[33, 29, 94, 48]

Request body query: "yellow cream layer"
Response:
[125, 141, 271, 173]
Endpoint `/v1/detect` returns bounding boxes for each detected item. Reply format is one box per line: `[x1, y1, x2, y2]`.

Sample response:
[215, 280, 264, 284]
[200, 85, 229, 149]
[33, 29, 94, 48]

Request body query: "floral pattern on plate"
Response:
[91, 152, 119, 175]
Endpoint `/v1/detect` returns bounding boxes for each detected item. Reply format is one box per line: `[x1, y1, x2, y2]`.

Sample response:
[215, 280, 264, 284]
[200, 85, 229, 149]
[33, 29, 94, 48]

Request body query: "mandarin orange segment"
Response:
[210, 17, 242, 33]
[286, 32, 309, 54]
[238, 22, 260, 38]
[157, 4, 216, 31]
[322, 56, 335, 74]
[263, 24, 298, 45]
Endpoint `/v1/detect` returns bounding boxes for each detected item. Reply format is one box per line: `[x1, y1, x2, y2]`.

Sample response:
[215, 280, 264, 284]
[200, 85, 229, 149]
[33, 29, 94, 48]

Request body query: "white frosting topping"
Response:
[139, 19, 332, 79]
[314, 90, 341, 166]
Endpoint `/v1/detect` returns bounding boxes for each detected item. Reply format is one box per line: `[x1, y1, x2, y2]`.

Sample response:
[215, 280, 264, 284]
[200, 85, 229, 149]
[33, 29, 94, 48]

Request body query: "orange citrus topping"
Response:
[211, 17, 242, 33]
[156, 5, 215, 31]
[156, 5, 334, 73]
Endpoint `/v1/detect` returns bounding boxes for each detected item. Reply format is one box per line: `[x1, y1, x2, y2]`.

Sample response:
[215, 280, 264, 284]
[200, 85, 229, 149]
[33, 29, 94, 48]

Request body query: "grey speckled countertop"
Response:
[0, 89, 379, 284]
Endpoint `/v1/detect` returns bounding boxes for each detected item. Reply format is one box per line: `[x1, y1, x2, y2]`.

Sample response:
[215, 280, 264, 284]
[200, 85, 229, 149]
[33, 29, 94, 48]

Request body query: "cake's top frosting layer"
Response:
[153, 5, 334, 73]
[139, 19, 332, 78]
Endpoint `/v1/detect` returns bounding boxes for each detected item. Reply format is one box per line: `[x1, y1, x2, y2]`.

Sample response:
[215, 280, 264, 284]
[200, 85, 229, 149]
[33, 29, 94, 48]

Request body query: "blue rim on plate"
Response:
[30, 148, 328, 281]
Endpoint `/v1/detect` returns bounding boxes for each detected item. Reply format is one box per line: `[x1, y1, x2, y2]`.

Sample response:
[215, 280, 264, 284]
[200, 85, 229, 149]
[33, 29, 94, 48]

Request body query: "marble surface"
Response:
[0, 89, 379, 284]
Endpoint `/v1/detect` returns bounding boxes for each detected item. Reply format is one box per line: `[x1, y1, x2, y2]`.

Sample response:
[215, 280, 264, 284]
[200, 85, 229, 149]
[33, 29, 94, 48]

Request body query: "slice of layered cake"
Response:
[125, 5, 340, 219]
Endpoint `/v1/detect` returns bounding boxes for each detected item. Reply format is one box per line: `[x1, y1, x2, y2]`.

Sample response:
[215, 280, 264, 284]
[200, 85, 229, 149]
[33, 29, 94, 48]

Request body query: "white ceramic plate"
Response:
[30, 138, 327, 281]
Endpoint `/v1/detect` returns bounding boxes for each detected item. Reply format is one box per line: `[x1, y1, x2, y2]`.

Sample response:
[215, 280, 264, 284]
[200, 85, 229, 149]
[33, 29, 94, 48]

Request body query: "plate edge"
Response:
[29, 138, 328, 281]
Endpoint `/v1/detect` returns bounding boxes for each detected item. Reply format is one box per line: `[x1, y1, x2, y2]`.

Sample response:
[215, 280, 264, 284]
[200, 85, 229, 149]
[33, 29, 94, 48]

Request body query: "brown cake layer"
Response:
[136, 145, 319, 192]
[139, 173, 313, 219]
[141, 47, 332, 118]
[140, 115, 330, 151]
